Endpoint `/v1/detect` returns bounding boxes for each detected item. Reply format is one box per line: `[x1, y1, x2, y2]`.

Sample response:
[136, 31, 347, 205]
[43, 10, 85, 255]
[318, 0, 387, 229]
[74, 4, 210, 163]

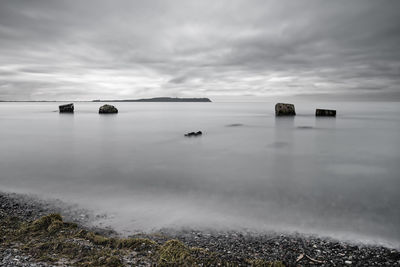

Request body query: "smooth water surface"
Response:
[0, 102, 399, 247]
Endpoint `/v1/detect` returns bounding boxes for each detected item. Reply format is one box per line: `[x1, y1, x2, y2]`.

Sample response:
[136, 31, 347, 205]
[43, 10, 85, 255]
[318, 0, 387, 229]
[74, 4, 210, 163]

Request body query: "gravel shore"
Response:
[1, 191, 399, 266]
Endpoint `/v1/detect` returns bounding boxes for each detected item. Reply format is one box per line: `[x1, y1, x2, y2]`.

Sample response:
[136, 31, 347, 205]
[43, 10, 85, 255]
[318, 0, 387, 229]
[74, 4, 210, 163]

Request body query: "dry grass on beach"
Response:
[0, 213, 283, 266]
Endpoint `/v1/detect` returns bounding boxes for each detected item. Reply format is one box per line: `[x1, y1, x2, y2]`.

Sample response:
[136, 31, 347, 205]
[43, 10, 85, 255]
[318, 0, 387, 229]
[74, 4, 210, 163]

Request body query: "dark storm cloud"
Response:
[0, 0, 399, 100]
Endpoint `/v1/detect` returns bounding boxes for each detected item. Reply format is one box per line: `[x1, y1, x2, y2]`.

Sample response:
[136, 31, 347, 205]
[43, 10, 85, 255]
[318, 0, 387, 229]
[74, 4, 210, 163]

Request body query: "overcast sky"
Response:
[0, 0, 399, 101]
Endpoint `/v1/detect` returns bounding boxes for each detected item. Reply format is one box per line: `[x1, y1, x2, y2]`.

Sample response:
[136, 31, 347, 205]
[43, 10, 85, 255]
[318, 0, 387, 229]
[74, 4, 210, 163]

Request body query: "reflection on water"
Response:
[0, 101, 399, 248]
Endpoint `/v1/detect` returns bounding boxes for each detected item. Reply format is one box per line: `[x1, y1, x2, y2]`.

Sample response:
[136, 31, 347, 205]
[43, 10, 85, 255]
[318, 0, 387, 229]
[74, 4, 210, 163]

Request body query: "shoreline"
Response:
[1, 191, 399, 266]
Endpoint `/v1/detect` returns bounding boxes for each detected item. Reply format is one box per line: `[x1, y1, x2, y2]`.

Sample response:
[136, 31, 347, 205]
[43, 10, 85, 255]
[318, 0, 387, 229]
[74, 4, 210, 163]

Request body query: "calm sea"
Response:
[0, 101, 399, 248]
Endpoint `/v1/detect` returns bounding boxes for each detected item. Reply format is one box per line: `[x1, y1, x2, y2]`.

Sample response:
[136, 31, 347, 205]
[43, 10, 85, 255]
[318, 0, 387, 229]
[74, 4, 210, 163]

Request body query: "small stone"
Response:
[345, 260, 352, 265]
[184, 131, 202, 137]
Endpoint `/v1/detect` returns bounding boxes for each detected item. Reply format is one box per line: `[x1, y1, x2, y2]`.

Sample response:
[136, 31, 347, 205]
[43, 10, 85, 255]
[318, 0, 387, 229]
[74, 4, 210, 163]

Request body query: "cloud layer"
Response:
[0, 0, 399, 100]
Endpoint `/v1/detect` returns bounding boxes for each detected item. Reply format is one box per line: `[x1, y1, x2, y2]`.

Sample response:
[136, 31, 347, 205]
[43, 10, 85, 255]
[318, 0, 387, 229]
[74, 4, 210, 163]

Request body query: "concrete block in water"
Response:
[275, 103, 296, 116]
[59, 103, 74, 113]
[316, 109, 336, 117]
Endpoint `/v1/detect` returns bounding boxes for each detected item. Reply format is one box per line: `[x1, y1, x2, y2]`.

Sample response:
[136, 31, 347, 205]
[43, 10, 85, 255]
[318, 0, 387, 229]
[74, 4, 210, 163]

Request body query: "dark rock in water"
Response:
[99, 104, 118, 114]
[59, 103, 74, 113]
[184, 131, 202, 137]
[316, 109, 336, 117]
[226, 123, 244, 127]
[275, 103, 296, 116]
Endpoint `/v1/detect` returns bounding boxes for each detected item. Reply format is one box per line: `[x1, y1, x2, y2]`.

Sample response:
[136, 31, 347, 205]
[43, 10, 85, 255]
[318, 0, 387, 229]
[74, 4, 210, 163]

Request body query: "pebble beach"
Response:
[1, 192, 399, 266]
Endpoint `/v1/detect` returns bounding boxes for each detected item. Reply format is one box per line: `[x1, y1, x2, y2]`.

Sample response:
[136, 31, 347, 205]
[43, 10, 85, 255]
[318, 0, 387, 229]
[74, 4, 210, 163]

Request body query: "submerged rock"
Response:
[99, 104, 118, 114]
[59, 103, 74, 113]
[184, 131, 202, 137]
[316, 109, 336, 117]
[275, 103, 296, 116]
[226, 123, 244, 127]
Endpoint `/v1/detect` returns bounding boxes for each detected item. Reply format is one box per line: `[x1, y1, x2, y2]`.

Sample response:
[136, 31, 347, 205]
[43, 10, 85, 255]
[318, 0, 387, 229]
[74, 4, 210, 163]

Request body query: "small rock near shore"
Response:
[316, 109, 336, 117]
[185, 131, 202, 137]
[275, 103, 296, 116]
[99, 104, 118, 114]
[59, 103, 74, 113]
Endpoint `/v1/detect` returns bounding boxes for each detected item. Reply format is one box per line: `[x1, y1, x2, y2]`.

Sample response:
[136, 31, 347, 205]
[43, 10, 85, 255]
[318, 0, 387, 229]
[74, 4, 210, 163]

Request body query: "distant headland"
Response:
[0, 97, 212, 103]
[92, 97, 212, 102]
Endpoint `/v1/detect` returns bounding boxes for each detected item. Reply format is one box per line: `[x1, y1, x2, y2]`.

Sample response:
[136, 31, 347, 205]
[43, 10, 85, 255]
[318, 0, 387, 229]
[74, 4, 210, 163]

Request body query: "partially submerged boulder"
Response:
[184, 131, 202, 137]
[275, 103, 296, 116]
[59, 103, 74, 113]
[99, 104, 118, 114]
[316, 109, 336, 117]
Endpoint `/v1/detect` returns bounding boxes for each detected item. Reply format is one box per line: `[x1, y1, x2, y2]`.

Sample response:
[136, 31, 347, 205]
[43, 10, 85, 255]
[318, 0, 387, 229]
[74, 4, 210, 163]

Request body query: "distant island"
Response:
[92, 97, 212, 102]
[0, 97, 212, 103]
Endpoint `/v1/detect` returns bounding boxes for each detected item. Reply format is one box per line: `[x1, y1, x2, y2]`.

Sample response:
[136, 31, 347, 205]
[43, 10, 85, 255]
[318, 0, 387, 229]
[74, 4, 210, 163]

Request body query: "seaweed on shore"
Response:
[0, 214, 285, 266]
